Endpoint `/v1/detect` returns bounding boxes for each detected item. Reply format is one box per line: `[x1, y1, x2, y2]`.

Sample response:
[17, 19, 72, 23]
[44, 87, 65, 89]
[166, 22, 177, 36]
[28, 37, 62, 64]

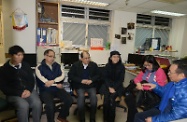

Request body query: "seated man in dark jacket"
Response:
[36, 49, 73, 122]
[0, 45, 41, 122]
[68, 51, 100, 122]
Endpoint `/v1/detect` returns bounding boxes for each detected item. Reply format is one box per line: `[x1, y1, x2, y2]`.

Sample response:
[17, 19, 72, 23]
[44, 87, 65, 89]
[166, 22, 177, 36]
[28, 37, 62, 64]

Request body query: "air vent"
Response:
[137, 14, 152, 25]
[89, 8, 110, 21]
[61, 5, 85, 18]
[155, 16, 170, 26]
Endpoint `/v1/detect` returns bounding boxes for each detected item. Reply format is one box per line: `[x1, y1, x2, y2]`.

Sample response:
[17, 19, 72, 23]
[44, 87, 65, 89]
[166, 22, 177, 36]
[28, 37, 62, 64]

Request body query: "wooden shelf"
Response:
[38, 22, 58, 25]
[39, 1, 58, 4]
[37, 0, 59, 45]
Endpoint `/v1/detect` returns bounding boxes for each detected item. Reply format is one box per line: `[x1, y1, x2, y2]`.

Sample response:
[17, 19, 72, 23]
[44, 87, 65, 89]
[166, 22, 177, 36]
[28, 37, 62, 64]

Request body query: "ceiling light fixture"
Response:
[60, 0, 109, 7]
[151, 10, 186, 17]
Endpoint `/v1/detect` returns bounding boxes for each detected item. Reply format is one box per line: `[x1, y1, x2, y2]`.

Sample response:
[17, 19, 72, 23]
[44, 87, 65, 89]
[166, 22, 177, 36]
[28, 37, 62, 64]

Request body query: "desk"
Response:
[124, 69, 140, 87]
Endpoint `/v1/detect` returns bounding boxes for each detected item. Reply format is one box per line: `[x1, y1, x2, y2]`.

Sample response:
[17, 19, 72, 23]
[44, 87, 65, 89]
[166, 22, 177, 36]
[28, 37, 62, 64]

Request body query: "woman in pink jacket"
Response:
[125, 55, 168, 122]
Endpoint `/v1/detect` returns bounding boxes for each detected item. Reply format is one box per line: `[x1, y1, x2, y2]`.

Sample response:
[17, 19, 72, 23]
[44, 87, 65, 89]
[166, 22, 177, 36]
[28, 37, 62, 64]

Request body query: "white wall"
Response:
[2, 0, 36, 53]
[180, 18, 187, 57]
[110, 10, 137, 62]
[169, 17, 187, 58]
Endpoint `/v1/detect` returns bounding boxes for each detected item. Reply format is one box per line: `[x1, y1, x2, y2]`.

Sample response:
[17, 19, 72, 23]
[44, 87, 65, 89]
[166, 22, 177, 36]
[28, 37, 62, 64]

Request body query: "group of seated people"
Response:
[0, 45, 187, 122]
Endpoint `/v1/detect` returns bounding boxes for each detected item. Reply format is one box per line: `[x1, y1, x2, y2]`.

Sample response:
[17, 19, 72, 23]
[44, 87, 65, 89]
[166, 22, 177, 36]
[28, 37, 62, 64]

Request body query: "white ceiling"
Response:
[66, 0, 187, 18]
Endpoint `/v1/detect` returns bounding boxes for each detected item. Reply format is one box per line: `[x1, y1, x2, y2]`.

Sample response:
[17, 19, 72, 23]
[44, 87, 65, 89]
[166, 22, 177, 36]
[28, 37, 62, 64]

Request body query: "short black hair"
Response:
[8, 45, 24, 55]
[80, 51, 90, 58]
[142, 55, 160, 72]
[44, 49, 55, 56]
[173, 59, 187, 78]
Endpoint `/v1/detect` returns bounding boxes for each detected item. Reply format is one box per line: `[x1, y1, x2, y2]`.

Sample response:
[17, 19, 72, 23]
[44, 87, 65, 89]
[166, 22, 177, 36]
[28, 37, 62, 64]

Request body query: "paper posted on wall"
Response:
[90, 38, 104, 50]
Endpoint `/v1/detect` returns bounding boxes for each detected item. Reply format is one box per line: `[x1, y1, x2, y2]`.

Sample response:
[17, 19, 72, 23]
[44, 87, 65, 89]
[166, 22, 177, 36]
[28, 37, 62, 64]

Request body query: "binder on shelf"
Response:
[47, 28, 58, 45]
[37, 28, 47, 46]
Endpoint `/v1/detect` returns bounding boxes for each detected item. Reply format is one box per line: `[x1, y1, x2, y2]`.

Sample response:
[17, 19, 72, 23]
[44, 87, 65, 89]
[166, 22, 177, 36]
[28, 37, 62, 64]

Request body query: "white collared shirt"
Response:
[82, 63, 88, 69]
[9, 61, 22, 69]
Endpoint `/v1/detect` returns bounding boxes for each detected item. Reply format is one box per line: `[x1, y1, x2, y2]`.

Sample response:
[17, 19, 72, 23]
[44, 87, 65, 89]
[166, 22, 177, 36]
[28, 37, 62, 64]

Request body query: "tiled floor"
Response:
[40, 105, 127, 122]
[39, 95, 128, 122]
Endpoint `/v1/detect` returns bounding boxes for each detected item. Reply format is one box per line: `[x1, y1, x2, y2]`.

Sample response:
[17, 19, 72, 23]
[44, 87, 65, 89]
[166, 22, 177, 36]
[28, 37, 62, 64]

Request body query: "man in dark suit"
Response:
[68, 51, 99, 122]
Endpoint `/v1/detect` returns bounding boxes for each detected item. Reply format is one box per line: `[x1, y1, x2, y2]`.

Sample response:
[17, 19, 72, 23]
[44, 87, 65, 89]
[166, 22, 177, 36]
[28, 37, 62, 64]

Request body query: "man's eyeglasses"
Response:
[168, 70, 177, 74]
[47, 55, 56, 58]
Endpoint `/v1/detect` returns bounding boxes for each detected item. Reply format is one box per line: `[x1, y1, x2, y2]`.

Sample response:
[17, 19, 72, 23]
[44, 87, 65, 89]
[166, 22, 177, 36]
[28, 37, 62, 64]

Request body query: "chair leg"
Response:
[116, 101, 127, 112]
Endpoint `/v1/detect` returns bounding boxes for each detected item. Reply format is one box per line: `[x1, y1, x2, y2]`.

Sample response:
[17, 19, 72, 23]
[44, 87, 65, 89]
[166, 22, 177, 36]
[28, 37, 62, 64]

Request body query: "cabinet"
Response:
[37, 0, 59, 46]
[0, 11, 5, 64]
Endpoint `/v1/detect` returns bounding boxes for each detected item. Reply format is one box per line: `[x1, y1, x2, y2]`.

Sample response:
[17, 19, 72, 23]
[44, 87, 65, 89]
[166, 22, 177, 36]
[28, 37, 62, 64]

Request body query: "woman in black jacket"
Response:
[101, 51, 125, 122]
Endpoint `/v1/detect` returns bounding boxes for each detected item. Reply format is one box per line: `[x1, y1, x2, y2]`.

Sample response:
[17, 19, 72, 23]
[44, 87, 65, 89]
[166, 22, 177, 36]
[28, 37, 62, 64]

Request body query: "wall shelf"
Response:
[37, 0, 59, 45]
[38, 22, 58, 25]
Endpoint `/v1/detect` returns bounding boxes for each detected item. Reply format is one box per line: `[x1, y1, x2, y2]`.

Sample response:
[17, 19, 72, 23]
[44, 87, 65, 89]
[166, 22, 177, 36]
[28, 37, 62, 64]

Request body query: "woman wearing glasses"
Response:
[125, 55, 168, 122]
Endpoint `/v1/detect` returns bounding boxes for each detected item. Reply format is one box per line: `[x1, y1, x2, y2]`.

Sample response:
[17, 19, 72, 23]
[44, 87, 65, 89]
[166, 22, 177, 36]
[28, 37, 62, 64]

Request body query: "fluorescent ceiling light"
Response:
[151, 10, 186, 17]
[60, 0, 109, 7]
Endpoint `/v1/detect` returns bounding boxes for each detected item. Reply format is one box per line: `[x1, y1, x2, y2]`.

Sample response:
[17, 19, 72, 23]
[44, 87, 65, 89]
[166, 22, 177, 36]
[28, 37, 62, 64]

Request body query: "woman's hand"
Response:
[145, 117, 152, 122]
[136, 83, 143, 90]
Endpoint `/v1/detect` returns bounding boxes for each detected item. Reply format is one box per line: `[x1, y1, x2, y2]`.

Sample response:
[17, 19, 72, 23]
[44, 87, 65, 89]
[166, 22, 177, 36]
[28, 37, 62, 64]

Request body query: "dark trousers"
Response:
[124, 93, 138, 122]
[76, 88, 97, 122]
[134, 108, 160, 122]
[40, 89, 73, 122]
[103, 92, 118, 122]
[7, 90, 42, 122]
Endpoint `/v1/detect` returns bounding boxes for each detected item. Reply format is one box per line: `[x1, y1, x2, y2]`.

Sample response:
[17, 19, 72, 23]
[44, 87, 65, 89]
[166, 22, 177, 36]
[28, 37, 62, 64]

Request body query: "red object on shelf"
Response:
[90, 47, 104, 50]
[155, 57, 170, 67]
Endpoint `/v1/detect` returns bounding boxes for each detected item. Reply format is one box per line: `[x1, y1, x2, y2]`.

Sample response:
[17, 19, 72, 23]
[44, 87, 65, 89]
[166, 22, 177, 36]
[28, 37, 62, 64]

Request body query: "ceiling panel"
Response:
[154, 0, 186, 4]
[89, 0, 116, 4]
[138, 1, 170, 9]
[158, 5, 187, 13]
[109, 0, 150, 6]
[107, 4, 125, 10]
[123, 7, 151, 13]
[175, 0, 187, 7]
